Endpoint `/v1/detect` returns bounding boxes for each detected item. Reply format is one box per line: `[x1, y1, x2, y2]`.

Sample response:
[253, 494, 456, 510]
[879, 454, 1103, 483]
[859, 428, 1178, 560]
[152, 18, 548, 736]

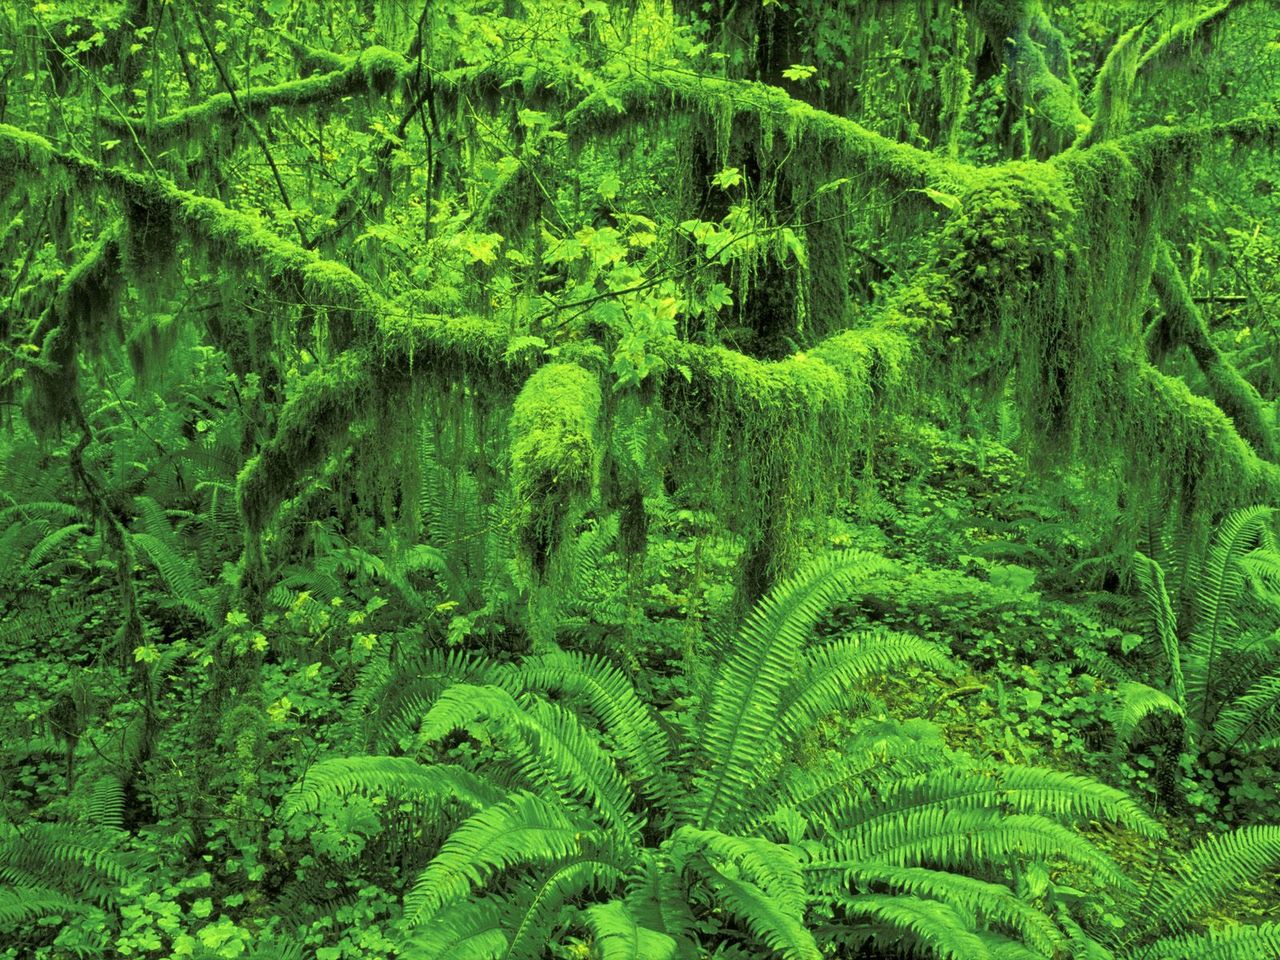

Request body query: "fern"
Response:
[400, 897, 509, 960]
[582, 899, 677, 960]
[401, 791, 595, 926]
[686, 550, 894, 830]
[1130, 825, 1280, 938]
[1183, 506, 1272, 728]
[290, 552, 1163, 959]
[1121, 508, 1280, 772]
[1111, 680, 1184, 748]
[282, 757, 504, 821]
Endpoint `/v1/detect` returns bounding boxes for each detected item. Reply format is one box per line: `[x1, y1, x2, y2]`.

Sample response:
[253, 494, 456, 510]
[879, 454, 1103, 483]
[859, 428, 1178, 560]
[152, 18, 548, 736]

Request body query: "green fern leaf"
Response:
[582, 900, 677, 960]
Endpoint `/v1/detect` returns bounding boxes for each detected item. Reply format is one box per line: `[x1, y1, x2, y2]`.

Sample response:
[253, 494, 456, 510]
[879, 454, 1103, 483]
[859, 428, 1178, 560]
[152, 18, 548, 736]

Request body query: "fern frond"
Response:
[1111, 681, 1185, 748]
[672, 827, 807, 917]
[624, 855, 696, 948]
[354, 648, 493, 750]
[688, 550, 894, 830]
[399, 896, 508, 960]
[1133, 551, 1185, 707]
[832, 864, 1062, 958]
[281, 757, 503, 822]
[772, 629, 955, 745]
[132, 531, 213, 624]
[837, 894, 989, 960]
[84, 774, 126, 831]
[830, 763, 1162, 841]
[418, 684, 643, 843]
[694, 858, 821, 960]
[23, 522, 86, 575]
[511, 650, 673, 803]
[1185, 506, 1273, 726]
[505, 855, 626, 959]
[1209, 670, 1280, 754]
[1139, 922, 1280, 960]
[1134, 825, 1280, 938]
[0, 883, 91, 926]
[582, 899, 678, 960]
[401, 791, 594, 927]
[823, 809, 1127, 889]
[0, 822, 132, 907]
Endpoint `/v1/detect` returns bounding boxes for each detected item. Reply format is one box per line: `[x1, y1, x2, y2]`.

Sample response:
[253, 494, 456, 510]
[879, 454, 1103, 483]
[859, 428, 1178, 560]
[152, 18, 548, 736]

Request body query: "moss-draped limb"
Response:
[105, 46, 409, 143]
[237, 350, 391, 538]
[1136, 0, 1243, 75]
[1148, 241, 1274, 458]
[1116, 355, 1280, 513]
[974, 0, 1088, 156]
[0, 128, 383, 347]
[509, 363, 604, 576]
[1077, 22, 1146, 147]
[563, 70, 971, 192]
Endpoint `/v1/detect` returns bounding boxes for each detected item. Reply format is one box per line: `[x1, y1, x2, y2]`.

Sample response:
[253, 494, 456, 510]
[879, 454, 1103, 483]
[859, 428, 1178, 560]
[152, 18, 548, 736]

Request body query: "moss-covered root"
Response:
[1149, 241, 1275, 459]
[509, 363, 603, 578]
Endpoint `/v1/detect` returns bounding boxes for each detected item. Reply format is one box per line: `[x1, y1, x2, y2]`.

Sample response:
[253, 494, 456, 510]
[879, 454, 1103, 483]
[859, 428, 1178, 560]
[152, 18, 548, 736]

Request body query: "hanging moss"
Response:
[1136, 1, 1239, 75]
[237, 349, 387, 538]
[121, 180, 179, 295]
[508, 363, 603, 577]
[0, 124, 52, 193]
[25, 225, 125, 438]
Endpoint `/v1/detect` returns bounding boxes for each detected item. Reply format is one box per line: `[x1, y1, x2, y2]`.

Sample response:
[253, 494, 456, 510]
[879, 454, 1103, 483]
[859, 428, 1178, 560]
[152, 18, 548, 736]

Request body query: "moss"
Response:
[0, 124, 53, 194]
[508, 363, 603, 576]
[106, 46, 408, 142]
[25, 225, 125, 437]
[1136, 1, 1237, 74]
[1078, 22, 1144, 146]
[356, 46, 407, 94]
[564, 70, 970, 192]
[1150, 242, 1274, 458]
[237, 350, 385, 537]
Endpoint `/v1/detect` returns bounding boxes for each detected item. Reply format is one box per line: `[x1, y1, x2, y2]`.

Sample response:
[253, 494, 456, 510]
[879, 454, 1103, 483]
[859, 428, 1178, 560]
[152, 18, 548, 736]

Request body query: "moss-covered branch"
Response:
[0, 127, 382, 345]
[974, 0, 1088, 156]
[1136, 0, 1243, 75]
[566, 69, 968, 191]
[107, 46, 408, 142]
[1148, 241, 1274, 458]
[1119, 354, 1280, 512]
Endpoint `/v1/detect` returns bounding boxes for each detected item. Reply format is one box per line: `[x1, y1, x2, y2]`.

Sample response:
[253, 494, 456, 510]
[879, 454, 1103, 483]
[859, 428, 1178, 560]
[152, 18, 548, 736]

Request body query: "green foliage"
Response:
[2, 0, 1280, 957]
[288, 553, 1172, 959]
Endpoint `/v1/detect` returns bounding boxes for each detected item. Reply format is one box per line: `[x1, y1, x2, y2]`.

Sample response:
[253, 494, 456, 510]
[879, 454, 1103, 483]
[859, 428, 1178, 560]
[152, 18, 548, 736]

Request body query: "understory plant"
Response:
[1113, 506, 1280, 812]
[285, 551, 1168, 959]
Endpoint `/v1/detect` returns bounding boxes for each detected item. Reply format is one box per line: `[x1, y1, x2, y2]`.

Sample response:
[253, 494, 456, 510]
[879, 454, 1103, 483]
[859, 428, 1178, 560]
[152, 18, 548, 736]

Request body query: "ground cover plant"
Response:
[2, 0, 1280, 957]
